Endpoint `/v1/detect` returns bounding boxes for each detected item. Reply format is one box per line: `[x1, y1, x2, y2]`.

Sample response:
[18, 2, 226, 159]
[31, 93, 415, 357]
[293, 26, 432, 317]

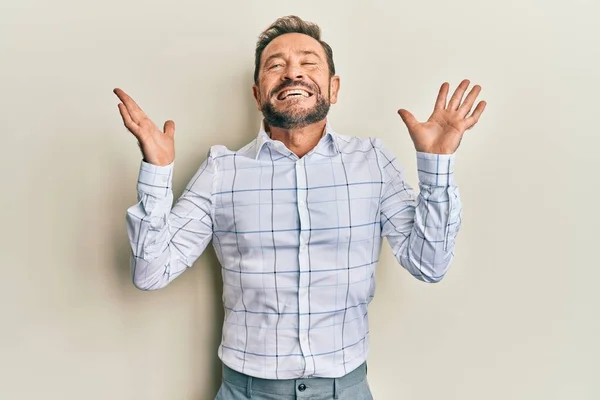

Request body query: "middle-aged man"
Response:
[115, 15, 485, 400]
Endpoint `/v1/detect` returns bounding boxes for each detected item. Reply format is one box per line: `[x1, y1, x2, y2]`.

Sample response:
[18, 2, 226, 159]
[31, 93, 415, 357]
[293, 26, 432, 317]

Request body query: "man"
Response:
[115, 15, 485, 400]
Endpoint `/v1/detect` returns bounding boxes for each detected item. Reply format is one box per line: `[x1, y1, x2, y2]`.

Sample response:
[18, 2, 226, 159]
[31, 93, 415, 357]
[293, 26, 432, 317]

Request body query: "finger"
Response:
[397, 109, 418, 130]
[118, 103, 140, 136]
[464, 101, 487, 128]
[164, 120, 175, 137]
[457, 84, 482, 118]
[447, 79, 470, 111]
[113, 88, 147, 123]
[434, 82, 449, 111]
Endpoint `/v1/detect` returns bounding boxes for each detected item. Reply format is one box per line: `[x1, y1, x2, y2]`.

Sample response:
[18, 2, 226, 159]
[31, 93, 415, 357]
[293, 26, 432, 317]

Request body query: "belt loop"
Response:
[246, 376, 253, 398]
[333, 377, 339, 399]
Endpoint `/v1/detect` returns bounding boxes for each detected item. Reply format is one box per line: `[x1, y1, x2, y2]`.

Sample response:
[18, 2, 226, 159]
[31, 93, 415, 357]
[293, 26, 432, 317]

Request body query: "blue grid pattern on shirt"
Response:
[126, 123, 460, 379]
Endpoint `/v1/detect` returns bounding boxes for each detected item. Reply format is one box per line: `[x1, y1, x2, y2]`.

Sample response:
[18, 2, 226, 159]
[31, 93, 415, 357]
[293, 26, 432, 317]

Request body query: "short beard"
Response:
[260, 85, 331, 130]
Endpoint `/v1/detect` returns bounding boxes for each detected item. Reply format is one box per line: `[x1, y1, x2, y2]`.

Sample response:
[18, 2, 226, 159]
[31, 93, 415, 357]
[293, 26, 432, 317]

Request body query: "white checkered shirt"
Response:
[126, 120, 462, 379]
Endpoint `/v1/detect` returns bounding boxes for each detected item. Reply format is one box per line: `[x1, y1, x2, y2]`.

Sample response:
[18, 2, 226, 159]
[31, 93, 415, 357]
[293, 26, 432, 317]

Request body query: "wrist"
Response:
[416, 146, 455, 155]
[143, 157, 174, 167]
[416, 152, 455, 186]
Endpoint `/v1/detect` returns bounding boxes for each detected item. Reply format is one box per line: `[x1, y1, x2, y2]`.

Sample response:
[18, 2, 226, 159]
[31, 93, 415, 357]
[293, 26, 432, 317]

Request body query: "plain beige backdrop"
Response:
[1, 0, 598, 399]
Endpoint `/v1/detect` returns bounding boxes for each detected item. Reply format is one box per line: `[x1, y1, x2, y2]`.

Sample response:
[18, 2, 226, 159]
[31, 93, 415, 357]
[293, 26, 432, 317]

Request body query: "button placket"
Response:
[295, 158, 312, 370]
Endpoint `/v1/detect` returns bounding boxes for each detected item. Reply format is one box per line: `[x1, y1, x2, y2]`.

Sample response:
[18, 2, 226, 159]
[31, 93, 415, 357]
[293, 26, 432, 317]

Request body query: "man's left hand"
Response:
[398, 79, 486, 155]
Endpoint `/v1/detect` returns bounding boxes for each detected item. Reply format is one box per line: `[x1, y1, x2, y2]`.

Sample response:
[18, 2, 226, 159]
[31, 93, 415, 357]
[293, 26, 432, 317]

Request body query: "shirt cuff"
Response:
[416, 152, 455, 186]
[137, 160, 174, 197]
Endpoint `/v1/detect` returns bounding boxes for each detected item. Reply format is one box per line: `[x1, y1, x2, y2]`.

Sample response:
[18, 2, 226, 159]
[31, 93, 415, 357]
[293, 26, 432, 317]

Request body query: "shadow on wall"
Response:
[112, 235, 225, 396]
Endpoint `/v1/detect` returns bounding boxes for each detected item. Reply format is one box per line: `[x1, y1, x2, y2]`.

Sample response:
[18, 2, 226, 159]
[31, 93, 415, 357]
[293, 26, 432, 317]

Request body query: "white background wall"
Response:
[1, 0, 598, 399]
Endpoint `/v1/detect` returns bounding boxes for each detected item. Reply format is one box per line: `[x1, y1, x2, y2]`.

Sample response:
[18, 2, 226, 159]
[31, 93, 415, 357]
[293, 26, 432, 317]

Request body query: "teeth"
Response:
[279, 89, 310, 99]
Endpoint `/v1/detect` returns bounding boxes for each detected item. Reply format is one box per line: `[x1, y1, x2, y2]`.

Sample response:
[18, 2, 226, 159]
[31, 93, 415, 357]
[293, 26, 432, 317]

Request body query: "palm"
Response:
[114, 88, 176, 166]
[398, 79, 486, 154]
[136, 118, 175, 164]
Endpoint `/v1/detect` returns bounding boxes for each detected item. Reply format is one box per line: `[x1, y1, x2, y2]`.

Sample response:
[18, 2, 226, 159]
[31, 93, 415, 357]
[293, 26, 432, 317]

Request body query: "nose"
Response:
[282, 63, 305, 81]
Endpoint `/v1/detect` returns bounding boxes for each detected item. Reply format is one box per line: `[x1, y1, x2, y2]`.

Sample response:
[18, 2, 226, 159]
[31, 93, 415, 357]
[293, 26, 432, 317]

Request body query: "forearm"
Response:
[397, 183, 461, 283]
[126, 192, 184, 290]
[387, 152, 462, 283]
[125, 160, 213, 290]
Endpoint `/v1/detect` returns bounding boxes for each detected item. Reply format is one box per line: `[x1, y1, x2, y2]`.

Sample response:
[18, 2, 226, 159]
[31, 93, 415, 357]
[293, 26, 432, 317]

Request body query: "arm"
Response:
[378, 143, 461, 283]
[126, 155, 215, 290]
[112, 88, 215, 290]
[385, 79, 486, 281]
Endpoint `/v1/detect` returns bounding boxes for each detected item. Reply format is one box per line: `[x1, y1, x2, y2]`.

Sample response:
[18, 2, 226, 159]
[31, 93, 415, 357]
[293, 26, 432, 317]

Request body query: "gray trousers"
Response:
[214, 363, 373, 399]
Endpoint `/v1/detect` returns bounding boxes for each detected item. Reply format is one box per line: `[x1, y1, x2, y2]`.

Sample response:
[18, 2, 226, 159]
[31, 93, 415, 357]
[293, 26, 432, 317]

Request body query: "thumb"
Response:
[163, 120, 175, 137]
[397, 109, 418, 130]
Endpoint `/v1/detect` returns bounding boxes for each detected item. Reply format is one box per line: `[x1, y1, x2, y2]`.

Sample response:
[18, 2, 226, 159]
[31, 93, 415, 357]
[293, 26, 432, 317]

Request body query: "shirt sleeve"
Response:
[377, 140, 462, 283]
[125, 151, 215, 290]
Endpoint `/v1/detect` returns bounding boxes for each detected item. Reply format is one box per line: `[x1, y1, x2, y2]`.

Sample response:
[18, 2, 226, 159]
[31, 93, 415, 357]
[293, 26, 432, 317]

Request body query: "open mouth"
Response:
[276, 88, 314, 101]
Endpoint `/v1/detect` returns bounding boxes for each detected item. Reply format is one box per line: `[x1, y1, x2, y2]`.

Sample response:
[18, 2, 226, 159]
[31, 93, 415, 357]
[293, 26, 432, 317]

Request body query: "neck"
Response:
[266, 120, 327, 158]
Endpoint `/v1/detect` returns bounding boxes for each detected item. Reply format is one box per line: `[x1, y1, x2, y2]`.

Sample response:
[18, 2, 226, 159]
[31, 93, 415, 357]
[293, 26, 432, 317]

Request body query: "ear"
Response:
[252, 84, 262, 111]
[329, 75, 340, 104]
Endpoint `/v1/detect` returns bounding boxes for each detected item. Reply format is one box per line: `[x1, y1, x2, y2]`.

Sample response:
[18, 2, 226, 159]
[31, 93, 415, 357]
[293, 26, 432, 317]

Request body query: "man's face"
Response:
[253, 33, 340, 130]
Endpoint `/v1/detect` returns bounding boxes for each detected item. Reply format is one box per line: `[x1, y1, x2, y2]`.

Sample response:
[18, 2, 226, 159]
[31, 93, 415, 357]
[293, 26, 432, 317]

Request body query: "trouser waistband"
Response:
[222, 362, 367, 399]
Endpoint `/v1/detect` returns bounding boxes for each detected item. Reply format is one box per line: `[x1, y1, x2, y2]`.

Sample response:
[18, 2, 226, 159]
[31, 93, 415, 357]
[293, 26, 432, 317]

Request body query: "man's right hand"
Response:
[114, 88, 175, 166]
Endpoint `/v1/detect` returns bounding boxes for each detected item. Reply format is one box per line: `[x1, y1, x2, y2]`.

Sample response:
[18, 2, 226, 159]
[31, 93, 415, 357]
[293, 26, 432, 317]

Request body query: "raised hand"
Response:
[114, 88, 175, 166]
[398, 79, 486, 154]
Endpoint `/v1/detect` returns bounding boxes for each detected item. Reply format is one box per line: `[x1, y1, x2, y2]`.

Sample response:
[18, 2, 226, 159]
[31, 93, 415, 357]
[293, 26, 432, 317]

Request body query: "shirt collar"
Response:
[254, 119, 340, 160]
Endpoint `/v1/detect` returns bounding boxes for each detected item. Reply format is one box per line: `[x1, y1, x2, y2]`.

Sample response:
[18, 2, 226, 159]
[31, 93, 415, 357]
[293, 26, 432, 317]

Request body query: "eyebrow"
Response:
[263, 50, 323, 67]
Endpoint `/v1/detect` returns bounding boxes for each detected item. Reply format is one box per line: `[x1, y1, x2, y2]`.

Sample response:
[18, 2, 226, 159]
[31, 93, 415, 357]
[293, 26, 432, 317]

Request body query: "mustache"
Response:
[270, 80, 318, 98]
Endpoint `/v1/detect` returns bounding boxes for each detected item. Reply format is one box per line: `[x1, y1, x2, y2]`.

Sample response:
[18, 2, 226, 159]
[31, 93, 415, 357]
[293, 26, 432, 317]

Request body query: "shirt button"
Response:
[298, 383, 307, 391]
